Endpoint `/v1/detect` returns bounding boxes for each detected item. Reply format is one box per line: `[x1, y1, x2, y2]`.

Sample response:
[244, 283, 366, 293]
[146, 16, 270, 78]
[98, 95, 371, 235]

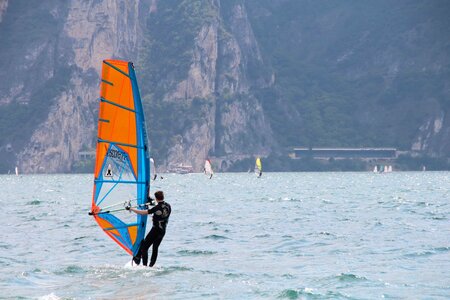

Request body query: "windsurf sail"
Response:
[204, 159, 213, 179]
[255, 157, 262, 177]
[150, 158, 157, 180]
[90, 60, 150, 256]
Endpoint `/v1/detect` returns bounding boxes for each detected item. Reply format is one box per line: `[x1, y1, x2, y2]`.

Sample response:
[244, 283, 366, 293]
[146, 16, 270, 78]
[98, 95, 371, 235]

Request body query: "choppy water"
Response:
[0, 172, 449, 299]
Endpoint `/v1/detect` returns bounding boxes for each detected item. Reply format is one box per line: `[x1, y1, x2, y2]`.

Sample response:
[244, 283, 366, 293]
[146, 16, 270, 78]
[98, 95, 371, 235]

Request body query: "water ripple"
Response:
[0, 172, 449, 299]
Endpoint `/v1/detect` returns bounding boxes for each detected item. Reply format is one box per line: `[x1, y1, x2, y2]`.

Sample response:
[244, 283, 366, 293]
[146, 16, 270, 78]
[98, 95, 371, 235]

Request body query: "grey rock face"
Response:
[2, 0, 448, 173]
[163, 1, 274, 171]
[1, 0, 274, 173]
[412, 111, 450, 157]
[14, 0, 142, 173]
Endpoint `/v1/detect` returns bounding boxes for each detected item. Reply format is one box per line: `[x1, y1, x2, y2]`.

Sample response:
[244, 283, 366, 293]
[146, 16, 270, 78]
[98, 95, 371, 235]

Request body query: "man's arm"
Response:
[128, 207, 149, 215]
[147, 205, 159, 214]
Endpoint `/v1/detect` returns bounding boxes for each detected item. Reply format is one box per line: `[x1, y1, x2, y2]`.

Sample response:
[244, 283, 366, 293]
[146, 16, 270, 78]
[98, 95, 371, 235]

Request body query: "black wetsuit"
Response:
[134, 201, 171, 266]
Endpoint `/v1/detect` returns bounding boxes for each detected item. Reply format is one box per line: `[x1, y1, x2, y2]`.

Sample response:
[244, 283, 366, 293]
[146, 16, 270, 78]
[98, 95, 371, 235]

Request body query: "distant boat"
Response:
[204, 159, 213, 179]
[168, 163, 193, 174]
[15, 166, 19, 176]
[374, 164, 392, 173]
[255, 157, 262, 177]
[150, 158, 158, 180]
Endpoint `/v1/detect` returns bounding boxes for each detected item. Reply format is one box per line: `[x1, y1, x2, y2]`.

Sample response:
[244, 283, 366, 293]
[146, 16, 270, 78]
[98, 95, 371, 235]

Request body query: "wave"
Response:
[278, 288, 356, 299]
[434, 246, 450, 252]
[319, 231, 334, 236]
[278, 289, 302, 299]
[193, 221, 218, 226]
[204, 234, 229, 240]
[224, 272, 244, 278]
[38, 293, 61, 300]
[416, 201, 431, 207]
[281, 197, 302, 201]
[177, 249, 217, 256]
[404, 246, 450, 258]
[0, 243, 11, 249]
[155, 266, 193, 276]
[335, 273, 368, 282]
[254, 233, 270, 238]
[27, 200, 41, 205]
[53, 265, 86, 275]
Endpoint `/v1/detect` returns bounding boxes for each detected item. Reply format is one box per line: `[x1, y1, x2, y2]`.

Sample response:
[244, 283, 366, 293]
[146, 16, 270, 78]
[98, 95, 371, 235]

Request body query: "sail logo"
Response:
[105, 164, 113, 177]
[107, 149, 127, 162]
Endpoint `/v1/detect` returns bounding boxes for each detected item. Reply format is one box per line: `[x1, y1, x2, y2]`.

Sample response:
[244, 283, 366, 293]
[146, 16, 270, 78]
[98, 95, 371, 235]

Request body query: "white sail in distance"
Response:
[150, 158, 157, 180]
[204, 159, 213, 179]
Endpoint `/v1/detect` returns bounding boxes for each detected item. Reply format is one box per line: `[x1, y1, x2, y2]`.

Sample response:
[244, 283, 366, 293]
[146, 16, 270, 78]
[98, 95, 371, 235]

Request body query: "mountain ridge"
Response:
[0, 0, 448, 173]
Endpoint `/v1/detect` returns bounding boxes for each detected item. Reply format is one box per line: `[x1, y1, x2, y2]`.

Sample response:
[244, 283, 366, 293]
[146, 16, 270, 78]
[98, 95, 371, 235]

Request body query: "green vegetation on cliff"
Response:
[138, 0, 217, 159]
[1, 0, 449, 173]
[247, 0, 450, 153]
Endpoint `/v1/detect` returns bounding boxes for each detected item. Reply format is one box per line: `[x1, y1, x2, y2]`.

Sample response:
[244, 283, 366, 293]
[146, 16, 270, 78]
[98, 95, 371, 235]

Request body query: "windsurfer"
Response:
[127, 191, 171, 267]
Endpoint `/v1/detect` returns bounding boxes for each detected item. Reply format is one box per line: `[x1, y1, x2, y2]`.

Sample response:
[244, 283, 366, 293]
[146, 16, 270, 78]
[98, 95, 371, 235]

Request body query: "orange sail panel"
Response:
[91, 60, 150, 256]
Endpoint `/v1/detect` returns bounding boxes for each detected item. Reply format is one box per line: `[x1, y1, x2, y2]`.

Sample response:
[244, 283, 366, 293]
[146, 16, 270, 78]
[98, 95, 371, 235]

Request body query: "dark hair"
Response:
[154, 191, 164, 201]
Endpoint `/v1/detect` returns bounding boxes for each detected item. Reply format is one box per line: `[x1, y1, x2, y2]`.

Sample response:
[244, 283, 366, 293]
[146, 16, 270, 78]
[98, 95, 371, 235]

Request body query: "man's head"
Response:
[154, 191, 164, 202]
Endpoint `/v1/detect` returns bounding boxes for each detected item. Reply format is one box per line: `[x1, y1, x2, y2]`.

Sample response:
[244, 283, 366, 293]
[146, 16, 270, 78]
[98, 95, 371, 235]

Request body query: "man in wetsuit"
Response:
[127, 190, 171, 267]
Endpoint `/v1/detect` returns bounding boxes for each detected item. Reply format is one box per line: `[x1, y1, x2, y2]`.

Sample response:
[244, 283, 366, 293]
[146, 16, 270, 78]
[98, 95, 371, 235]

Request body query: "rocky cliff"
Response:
[412, 111, 450, 156]
[159, 1, 274, 171]
[0, 0, 275, 173]
[0, 0, 7, 23]
[0, 0, 144, 173]
[0, 0, 449, 173]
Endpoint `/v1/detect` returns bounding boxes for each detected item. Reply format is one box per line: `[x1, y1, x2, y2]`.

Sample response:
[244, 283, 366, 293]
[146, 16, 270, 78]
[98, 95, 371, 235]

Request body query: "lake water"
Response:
[0, 172, 449, 299]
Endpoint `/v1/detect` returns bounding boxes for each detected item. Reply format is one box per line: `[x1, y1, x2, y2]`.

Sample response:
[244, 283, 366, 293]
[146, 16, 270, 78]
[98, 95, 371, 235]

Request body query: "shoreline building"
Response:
[289, 147, 397, 160]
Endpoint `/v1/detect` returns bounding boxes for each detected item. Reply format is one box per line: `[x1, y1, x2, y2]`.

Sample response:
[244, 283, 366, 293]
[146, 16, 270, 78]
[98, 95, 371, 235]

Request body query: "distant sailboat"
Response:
[374, 164, 392, 173]
[255, 157, 262, 177]
[15, 166, 19, 176]
[204, 159, 213, 179]
[150, 158, 158, 180]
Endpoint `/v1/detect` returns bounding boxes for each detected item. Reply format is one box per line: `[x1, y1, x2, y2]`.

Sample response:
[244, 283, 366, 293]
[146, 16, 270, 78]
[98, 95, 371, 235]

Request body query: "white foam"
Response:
[123, 260, 162, 271]
[38, 293, 61, 300]
[124, 260, 150, 270]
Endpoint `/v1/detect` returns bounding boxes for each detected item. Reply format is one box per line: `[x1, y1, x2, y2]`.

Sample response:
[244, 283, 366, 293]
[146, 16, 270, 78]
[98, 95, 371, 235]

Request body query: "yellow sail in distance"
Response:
[256, 158, 262, 171]
[255, 157, 262, 177]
